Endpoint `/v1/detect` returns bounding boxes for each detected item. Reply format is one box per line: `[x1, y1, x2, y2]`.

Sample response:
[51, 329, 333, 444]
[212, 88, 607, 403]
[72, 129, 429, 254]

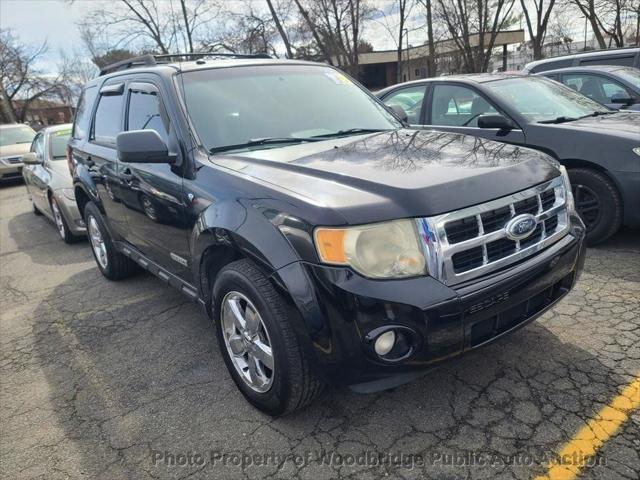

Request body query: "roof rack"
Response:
[99, 52, 272, 76]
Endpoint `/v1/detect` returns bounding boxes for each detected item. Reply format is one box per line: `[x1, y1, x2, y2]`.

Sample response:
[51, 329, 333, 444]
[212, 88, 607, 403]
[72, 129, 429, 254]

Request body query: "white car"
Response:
[0, 123, 36, 181]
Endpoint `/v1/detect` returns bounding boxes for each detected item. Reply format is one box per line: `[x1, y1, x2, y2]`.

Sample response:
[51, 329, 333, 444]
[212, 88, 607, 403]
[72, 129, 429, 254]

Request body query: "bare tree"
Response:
[293, 0, 372, 73]
[207, 3, 279, 56]
[569, 0, 630, 48]
[435, 0, 518, 73]
[520, 0, 557, 59]
[374, 1, 418, 83]
[422, 0, 437, 76]
[266, 0, 295, 58]
[75, 0, 221, 57]
[0, 29, 70, 123]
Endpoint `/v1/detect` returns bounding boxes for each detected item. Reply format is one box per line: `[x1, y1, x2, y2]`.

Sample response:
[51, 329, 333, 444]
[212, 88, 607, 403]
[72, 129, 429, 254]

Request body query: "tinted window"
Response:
[127, 89, 169, 141]
[531, 59, 572, 73]
[49, 129, 72, 159]
[382, 85, 426, 124]
[92, 93, 124, 144]
[30, 132, 45, 159]
[430, 84, 497, 127]
[563, 73, 628, 104]
[612, 67, 640, 89]
[0, 125, 35, 147]
[181, 65, 399, 152]
[72, 86, 97, 140]
[580, 56, 634, 67]
[485, 76, 608, 122]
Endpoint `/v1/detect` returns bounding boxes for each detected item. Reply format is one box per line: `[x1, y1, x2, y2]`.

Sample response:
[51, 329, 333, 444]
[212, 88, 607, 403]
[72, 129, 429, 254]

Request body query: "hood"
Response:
[0, 143, 31, 158]
[214, 129, 560, 224]
[545, 111, 640, 139]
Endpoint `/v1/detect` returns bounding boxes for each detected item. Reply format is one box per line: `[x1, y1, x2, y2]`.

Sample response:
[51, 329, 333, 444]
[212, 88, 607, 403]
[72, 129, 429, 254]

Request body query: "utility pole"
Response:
[405, 28, 410, 81]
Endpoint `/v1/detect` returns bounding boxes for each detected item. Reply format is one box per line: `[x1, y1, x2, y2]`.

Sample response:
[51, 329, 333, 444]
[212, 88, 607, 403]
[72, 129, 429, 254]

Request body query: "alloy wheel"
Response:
[51, 199, 65, 239]
[88, 215, 108, 269]
[572, 183, 601, 229]
[221, 291, 275, 393]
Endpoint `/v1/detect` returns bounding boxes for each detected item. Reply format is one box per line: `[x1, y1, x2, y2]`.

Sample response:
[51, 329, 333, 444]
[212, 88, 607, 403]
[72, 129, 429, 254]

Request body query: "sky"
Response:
[1, 0, 92, 72]
[0, 0, 598, 75]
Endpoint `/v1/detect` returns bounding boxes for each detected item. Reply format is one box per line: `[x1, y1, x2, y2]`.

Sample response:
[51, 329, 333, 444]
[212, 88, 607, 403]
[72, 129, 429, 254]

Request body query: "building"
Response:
[355, 30, 525, 89]
[12, 99, 74, 128]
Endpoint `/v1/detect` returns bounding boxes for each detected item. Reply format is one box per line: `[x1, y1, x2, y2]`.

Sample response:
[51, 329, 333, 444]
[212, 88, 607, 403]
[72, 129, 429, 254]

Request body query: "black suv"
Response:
[69, 54, 586, 415]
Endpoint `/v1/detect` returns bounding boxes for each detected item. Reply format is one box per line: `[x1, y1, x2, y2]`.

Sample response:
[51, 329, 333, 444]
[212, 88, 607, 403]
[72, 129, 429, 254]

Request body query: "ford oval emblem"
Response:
[505, 214, 538, 240]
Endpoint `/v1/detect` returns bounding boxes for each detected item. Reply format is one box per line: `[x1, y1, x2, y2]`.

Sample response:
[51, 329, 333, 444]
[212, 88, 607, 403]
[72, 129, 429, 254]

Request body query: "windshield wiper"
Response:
[581, 110, 617, 118]
[209, 137, 321, 154]
[538, 110, 617, 125]
[538, 116, 580, 124]
[310, 128, 389, 139]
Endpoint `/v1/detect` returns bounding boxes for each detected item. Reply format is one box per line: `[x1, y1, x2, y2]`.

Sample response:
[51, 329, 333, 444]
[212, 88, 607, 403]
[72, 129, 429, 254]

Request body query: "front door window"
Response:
[430, 84, 497, 127]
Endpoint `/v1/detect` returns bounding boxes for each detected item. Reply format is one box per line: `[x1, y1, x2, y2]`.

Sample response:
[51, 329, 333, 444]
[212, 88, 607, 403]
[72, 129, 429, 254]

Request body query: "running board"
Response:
[114, 241, 200, 302]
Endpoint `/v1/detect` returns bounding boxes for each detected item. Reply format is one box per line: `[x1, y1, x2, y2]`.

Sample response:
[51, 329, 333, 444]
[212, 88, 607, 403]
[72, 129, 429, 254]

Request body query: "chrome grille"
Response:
[416, 176, 570, 286]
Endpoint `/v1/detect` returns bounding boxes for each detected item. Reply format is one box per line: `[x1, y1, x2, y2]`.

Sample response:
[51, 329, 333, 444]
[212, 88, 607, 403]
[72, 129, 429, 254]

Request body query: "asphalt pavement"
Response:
[1, 182, 638, 480]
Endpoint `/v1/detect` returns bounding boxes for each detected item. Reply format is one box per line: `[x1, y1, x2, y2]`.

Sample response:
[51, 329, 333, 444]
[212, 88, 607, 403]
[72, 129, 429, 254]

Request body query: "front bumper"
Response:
[274, 213, 586, 390]
[0, 162, 23, 180]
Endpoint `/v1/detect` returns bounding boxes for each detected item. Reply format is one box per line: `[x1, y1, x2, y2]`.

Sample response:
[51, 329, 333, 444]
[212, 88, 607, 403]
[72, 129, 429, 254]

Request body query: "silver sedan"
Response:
[22, 124, 86, 243]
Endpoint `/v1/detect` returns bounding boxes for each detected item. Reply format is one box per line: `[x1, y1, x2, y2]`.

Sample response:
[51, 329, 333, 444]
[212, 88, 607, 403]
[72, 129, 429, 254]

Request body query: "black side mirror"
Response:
[116, 130, 176, 163]
[611, 92, 634, 106]
[388, 105, 409, 124]
[477, 114, 513, 130]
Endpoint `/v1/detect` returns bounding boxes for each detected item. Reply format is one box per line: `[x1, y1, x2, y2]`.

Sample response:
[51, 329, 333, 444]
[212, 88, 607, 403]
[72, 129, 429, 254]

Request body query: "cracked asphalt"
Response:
[1, 182, 638, 480]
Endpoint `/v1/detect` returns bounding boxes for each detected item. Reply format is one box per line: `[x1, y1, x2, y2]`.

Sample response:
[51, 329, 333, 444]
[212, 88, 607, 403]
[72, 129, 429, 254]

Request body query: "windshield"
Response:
[485, 76, 610, 122]
[180, 65, 399, 153]
[0, 125, 35, 147]
[613, 67, 640, 89]
[49, 129, 71, 159]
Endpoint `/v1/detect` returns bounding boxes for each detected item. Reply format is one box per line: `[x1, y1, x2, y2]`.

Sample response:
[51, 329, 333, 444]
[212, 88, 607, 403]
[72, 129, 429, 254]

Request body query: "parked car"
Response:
[22, 124, 86, 243]
[377, 74, 640, 245]
[0, 123, 36, 181]
[70, 54, 586, 415]
[523, 47, 640, 74]
[539, 66, 640, 111]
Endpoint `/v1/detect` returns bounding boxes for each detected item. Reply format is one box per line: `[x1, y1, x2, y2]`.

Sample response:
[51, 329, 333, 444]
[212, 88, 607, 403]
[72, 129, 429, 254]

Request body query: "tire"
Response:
[212, 259, 324, 416]
[568, 168, 622, 246]
[50, 196, 81, 244]
[84, 202, 137, 280]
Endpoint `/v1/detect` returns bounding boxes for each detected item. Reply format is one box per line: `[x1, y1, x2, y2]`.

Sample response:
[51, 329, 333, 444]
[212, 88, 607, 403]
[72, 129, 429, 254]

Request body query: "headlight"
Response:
[61, 188, 75, 201]
[559, 166, 575, 212]
[633, 147, 640, 157]
[314, 219, 427, 279]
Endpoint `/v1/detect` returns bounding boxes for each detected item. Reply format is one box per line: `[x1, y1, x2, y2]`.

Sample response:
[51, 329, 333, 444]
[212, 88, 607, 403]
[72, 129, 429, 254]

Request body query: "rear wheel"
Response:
[568, 168, 622, 245]
[213, 259, 324, 416]
[50, 196, 81, 244]
[84, 202, 137, 280]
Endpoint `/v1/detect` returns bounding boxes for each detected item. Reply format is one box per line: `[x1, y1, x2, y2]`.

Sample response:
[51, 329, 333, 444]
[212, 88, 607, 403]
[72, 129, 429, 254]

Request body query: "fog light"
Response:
[374, 330, 396, 356]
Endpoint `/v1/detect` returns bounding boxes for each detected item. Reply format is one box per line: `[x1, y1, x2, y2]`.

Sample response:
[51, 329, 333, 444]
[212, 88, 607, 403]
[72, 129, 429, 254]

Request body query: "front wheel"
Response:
[84, 202, 137, 280]
[213, 259, 324, 416]
[568, 168, 622, 245]
[50, 196, 81, 244]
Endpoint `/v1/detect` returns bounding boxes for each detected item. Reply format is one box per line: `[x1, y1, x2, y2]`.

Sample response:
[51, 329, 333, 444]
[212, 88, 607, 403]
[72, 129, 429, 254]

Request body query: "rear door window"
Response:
[382, 85, 427, 124]
[92, 91, 124, 145]
[580, 56, 635, 67]
[72, 86, 97, 141]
